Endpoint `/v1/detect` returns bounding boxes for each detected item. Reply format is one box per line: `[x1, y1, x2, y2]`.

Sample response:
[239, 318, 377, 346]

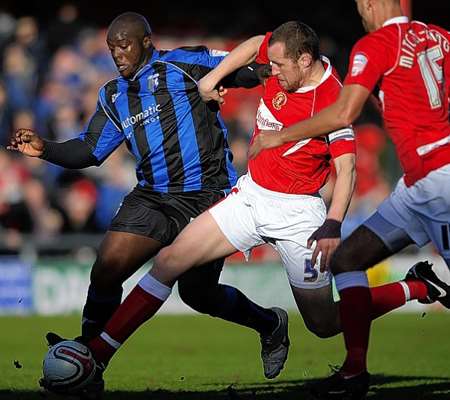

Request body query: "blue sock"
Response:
[212, 285, 279, 336]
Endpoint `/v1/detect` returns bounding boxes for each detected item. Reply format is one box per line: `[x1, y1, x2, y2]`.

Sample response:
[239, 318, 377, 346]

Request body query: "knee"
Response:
[304, 318, 338, 339]
[90, 251, 128, 290]
[178, 281, 211, 314]
[155, 246, 184, 270]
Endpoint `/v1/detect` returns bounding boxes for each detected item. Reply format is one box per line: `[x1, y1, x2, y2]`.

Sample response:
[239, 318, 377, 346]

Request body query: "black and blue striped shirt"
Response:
[79, 46, 237, 193]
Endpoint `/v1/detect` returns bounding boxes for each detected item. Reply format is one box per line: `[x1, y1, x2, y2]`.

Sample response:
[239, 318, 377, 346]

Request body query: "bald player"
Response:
[10, 12, 290, 396]
[247, 1, 450, 398]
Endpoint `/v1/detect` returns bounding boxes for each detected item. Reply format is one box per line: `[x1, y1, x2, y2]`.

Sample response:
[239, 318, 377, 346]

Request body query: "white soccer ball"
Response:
[42, 340, 96, 393]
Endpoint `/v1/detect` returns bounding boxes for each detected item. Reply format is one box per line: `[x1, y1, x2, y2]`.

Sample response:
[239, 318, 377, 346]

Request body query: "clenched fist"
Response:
[7, 129, 45, 157]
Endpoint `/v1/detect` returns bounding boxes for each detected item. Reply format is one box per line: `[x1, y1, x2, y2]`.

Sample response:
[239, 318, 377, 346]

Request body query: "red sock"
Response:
[405, 279, 429, 301]
[89, 285, 165, 364]
[370, 280, 428, 320]
[339, 286, 372, 375]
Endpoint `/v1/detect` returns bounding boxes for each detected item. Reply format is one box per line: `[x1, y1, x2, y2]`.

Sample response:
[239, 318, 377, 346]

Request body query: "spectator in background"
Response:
[0, 10, 15, 56]
[2, 43, 37, 111]
[48, 48, 93, 98]
[33, 80, 72, 138]
[22, 178, 63, 241]
[0, 81, 12, 146]
[12, 109, 35, 133]
[46, 2, 81, 53]
[79, 83, 102, 126]
[14, 17, 47, 85]
[93, 147, 134, 231]
[48, 103, 82, 142]
[77, 28, 116, 77]
[0, 148, 33, 251]
[56, 172, 101, 234]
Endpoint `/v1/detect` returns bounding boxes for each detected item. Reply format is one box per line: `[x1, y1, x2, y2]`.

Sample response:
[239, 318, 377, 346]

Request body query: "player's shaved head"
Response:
[107, 12, 152, 41]
[356, 0, 403, 32]
[106, 12, 153, 79]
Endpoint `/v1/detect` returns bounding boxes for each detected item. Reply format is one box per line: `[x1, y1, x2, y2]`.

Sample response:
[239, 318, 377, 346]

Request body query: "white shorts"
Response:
[375, 164, 450, 259]
[209, 174, 330, 289]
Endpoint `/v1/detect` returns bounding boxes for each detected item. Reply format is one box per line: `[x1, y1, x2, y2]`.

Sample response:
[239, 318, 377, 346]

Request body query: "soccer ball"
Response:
[42, 340, 96, 393]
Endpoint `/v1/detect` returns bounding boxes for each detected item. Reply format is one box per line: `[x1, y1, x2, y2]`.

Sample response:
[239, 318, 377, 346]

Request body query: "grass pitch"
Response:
[1, 312, 449, 399]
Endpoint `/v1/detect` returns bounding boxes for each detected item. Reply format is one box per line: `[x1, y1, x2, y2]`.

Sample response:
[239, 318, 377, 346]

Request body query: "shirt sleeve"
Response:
[344, 33, 393, 91]
[170, 46, 229, 81]
[78, 98, 125, 164]
[256, 32, 272, 64]
[328, 128, 356, 158]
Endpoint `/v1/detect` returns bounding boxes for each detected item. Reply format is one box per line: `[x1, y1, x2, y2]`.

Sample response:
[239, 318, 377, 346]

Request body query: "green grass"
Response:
[1, 312, 449, 399]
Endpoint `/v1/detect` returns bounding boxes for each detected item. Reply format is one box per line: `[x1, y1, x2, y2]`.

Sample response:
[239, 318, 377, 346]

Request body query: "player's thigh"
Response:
[375, 180, 429, 249]
[166, 210, 238, 267]
[330, 223, 399, 274]
[420, 220, 450, 262]
[92, 232, 164, 288]
[153, 192, 263, 283]
[97, 230, 162, 271]
[208, 187, 265, 256]
[330, 194, 416, 274]
[405, 165, 450, 259]
[109, 186, 178, 245]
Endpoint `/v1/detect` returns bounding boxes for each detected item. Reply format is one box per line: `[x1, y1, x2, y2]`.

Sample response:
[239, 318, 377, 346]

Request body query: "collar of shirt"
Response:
[129, 48, 160, 81]
[383, 15, 409, 27]
[295, 55, 332, 93]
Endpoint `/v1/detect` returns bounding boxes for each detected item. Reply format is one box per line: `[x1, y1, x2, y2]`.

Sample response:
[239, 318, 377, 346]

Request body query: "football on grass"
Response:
[42, 340, 96, 393]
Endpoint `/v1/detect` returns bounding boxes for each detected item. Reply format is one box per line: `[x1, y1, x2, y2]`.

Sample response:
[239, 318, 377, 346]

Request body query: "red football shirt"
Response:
[249, 33, 355, 195]
[345, 16, 450, 186]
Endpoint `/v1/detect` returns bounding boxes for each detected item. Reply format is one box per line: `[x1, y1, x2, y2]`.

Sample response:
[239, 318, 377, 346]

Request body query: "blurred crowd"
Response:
[0, 4, 397, 257]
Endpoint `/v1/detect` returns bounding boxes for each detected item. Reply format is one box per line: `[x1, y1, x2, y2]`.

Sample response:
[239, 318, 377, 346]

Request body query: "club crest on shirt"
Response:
[272, 92, 287, 110]
[351, 52, 368, 76]
[111, 92, 121, 103]
[147, 73, 160, 93]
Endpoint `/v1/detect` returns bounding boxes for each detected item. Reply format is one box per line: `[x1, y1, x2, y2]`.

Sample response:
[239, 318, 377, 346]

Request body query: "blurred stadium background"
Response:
[0, 1, 450, 398]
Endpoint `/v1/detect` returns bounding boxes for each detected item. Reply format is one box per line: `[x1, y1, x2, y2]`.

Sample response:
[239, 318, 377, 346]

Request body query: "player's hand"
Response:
[248, 130, 283, 159]
[198, 77, 228, 104]
[7, 128, 45, 157]
[309, 237, 341, 272]
[307, 219, 342, 272]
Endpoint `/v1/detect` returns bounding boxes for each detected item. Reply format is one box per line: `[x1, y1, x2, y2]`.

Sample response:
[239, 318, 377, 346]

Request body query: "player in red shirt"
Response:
[249, 1, 450, 399]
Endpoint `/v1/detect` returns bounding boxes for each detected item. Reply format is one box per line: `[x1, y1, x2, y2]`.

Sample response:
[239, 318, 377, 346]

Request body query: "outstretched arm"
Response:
[199, 35, 265, 103]
[248, 84, 370, 158]
[8, 128, 99, 168]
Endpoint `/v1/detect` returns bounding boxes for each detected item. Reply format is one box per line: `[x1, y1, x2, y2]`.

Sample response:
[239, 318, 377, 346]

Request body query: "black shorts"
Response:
[109, 185, 225, 245]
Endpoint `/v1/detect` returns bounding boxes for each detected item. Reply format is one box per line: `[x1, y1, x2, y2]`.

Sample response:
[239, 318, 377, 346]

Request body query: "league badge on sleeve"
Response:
[351, 53, 368, 76]
[209, 49, 229, 57]
[111, 92, 121, 103]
